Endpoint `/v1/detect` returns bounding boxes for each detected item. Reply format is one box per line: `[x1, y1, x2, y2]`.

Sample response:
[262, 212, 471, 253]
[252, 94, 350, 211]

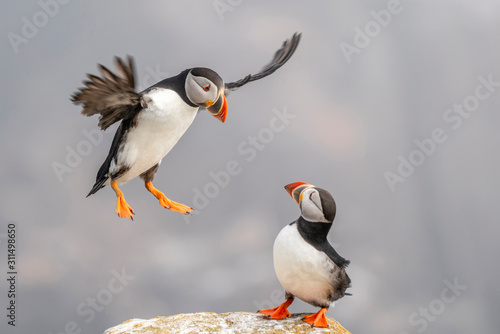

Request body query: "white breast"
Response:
[273, 223, 336, 307]
[113, 88, 198, 185]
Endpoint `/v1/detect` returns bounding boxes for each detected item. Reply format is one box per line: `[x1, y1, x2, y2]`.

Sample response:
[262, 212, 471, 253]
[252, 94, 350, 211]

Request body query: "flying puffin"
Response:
[258, 182, 351, 328]
[71, 33, 301, 220]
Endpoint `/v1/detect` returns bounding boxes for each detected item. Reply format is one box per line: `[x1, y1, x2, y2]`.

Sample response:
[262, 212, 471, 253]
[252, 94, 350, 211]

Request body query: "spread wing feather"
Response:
[225, 33, 301, 93]
[71, 56, 143, 130]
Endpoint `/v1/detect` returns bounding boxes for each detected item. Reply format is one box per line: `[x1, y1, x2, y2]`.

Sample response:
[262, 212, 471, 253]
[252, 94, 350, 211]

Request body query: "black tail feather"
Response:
[86, 176, 108, 197]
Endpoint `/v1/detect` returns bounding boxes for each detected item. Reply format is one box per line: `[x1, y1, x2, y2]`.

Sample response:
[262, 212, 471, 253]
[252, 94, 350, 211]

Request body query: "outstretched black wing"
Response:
[71, 56, 144, 130]
[224, 32, 301, 94]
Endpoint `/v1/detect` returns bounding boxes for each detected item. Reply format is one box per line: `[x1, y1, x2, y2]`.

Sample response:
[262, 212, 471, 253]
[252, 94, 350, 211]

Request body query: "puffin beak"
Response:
[207, 91, 228, 123]
[284, 182, 315, 205]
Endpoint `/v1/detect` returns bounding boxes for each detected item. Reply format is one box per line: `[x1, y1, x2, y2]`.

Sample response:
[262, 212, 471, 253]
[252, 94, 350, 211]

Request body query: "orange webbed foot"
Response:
[158, 195, 193, 215]
[258, 298, 293, 320]
[111, 180, 135, 220]
[145, 181, 193, 215]
[302, 308, 329, 328]
[116, 196, 134, 220]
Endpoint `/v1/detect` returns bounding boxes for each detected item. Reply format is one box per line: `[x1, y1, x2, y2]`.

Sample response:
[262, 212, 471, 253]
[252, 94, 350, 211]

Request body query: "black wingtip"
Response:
[225, 32, 302, 92]
[291, 32, 302, 43]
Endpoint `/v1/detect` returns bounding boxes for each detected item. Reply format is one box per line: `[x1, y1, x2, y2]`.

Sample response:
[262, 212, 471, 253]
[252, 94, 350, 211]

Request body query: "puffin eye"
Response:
[203, 85, 211, 92]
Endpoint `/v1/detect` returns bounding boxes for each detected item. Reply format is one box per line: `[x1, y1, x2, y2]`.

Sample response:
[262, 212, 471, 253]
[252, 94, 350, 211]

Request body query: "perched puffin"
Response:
[71, 33, 301, 219]
[258, 182, 351, 328]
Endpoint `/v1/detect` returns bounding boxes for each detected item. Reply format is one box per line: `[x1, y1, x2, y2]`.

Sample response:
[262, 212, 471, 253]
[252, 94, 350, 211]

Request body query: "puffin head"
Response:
[185, 67, 228, 123]
[284, 182, 336, 223]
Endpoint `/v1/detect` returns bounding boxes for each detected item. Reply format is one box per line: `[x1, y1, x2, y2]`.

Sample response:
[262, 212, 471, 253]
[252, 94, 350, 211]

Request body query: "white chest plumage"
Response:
[113, 88, 198, 184]
[273, 223, 337, 307]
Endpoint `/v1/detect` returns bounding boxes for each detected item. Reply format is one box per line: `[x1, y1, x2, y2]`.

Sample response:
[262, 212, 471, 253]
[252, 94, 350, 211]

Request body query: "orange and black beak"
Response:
[284, 182, 315, 205]
[207, 91, 228, 123]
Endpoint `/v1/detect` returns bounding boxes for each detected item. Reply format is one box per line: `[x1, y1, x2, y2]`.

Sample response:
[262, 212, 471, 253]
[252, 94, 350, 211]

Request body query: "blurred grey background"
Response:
[1, 1, 499, 333]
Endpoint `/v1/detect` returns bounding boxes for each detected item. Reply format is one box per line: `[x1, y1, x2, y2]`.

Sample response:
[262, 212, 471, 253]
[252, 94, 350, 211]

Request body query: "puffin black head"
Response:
[185, 67, 228, 122]
[284, 182, 336, 223]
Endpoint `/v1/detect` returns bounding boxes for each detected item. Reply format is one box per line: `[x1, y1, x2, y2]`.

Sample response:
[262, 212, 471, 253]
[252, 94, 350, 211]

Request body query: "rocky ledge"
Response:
[103, 312, 350, 334]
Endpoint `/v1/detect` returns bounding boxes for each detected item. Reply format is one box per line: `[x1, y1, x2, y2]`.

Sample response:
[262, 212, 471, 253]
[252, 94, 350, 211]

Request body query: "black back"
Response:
[144, 69, 197, 107]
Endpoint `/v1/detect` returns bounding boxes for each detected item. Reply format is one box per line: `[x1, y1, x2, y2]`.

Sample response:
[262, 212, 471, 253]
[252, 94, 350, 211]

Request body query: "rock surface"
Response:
[103, 312, 350, 334]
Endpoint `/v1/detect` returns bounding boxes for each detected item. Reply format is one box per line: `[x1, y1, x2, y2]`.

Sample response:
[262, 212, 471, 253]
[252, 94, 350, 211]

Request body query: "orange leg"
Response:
[111, 180, 134, 220]
[302, 307, 329, 328]
[258, 297, 294, 319]
[145, 181, 193, 215]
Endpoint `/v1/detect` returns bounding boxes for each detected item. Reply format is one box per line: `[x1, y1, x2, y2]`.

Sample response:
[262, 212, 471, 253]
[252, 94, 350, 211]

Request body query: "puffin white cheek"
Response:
[211, 89, 219, 102]
[310, 191, 323, 212]
[185, 77, 201, 104]
[300, 200, 327, 222]
[205, 90, 217, 104]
